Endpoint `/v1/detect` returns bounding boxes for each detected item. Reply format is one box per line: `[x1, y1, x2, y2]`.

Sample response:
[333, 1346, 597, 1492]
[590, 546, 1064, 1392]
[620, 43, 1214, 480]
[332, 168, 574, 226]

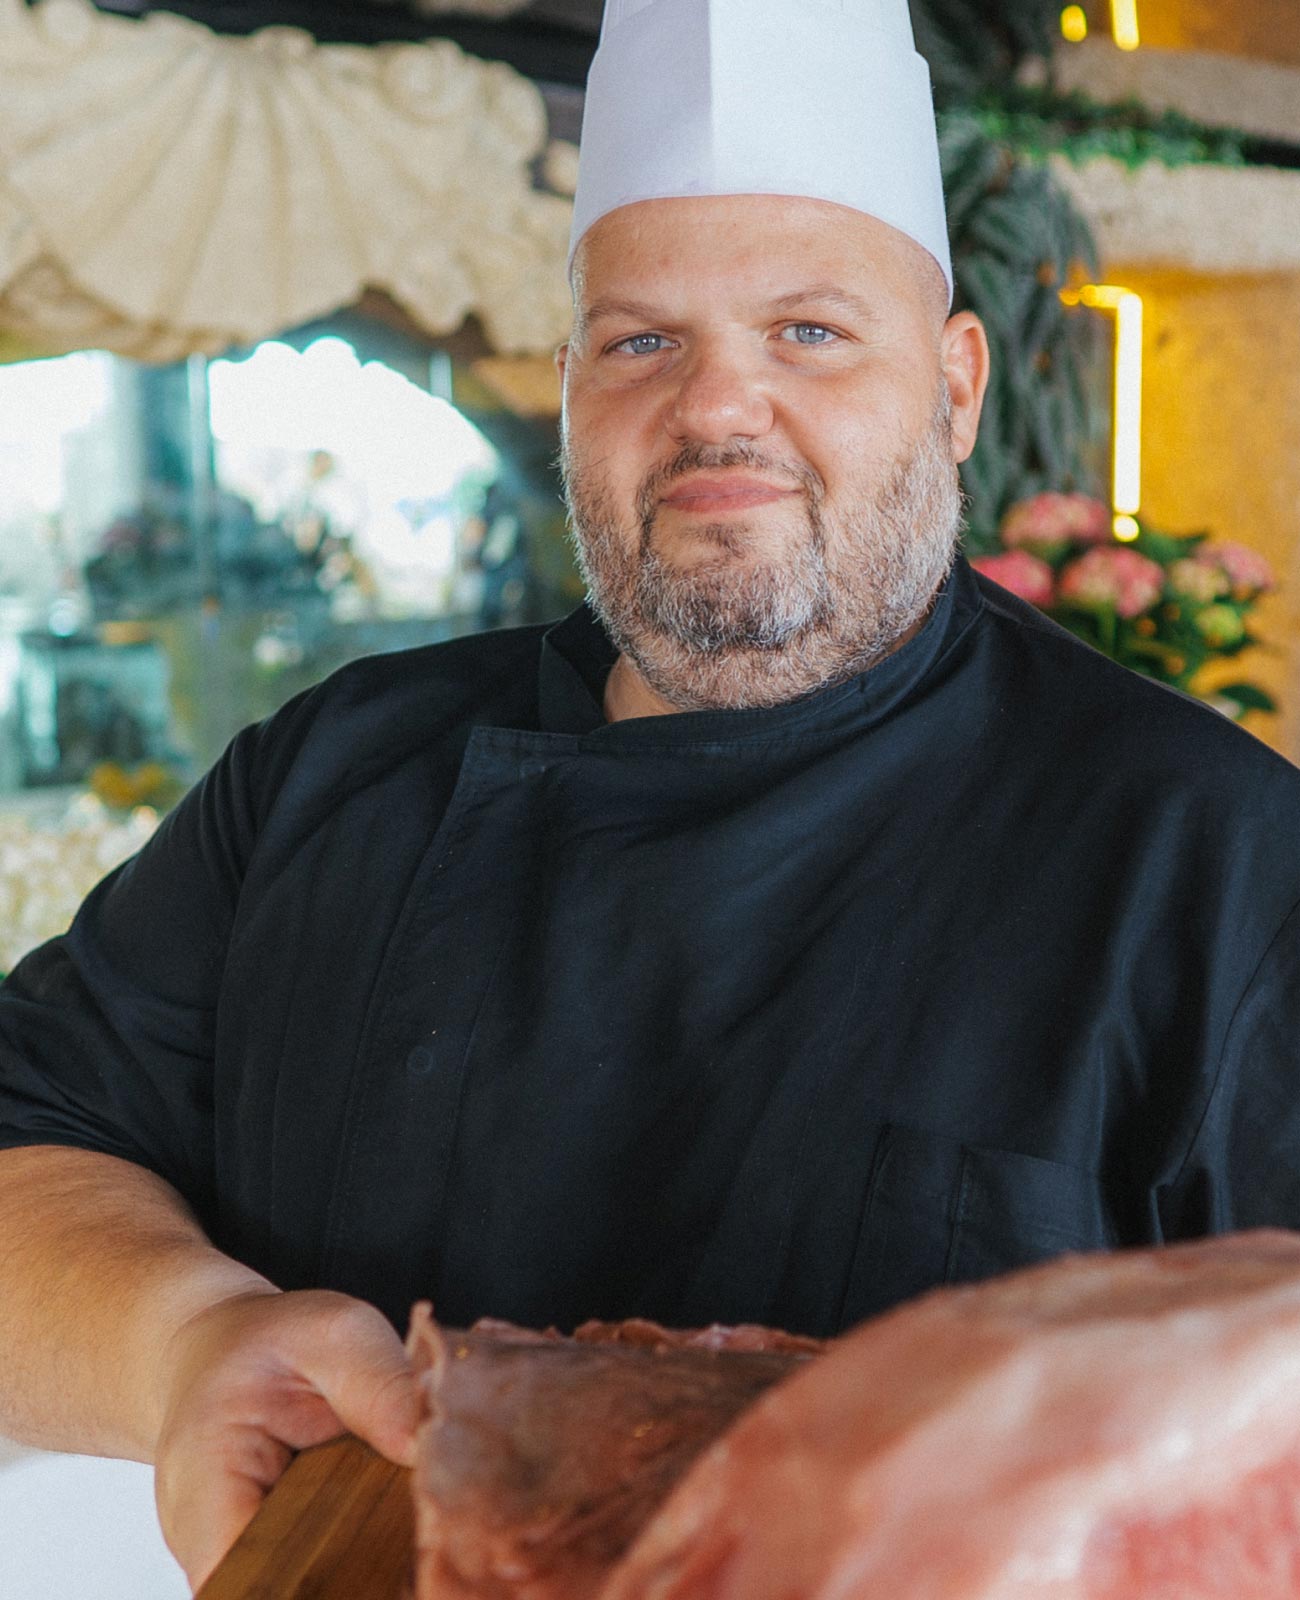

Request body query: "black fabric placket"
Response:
[319, 726, 576, 1322]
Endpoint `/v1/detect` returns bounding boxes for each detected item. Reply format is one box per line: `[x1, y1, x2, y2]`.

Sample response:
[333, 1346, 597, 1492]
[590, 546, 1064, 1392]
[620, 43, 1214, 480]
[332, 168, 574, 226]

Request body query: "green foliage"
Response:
[974, 85, 1251, 170]
[910, 0, 1061, 104]
[1215, 682, 1280, 716]
[939, 111, 1110, 549]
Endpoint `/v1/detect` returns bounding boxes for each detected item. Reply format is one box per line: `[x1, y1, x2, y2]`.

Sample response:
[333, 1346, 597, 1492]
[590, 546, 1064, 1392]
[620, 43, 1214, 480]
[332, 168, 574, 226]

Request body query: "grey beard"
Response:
[561, 390, 965, 712]
[629, 516, 833, 657]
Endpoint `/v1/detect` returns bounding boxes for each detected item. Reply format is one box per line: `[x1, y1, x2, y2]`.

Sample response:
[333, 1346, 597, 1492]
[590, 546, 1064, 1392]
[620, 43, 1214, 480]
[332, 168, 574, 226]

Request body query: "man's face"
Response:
[557, 195, 989, 713]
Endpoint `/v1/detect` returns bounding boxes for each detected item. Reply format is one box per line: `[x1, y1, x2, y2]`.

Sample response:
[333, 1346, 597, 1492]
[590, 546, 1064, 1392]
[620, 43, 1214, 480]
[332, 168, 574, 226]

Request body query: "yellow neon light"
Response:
[1067, 285, 1125, 311]
[1060, 284, 1144, 531]
[1112, 0, 1140, 50]
[1111, 290, 1144, 515]
[1060, 6, 1089, 43]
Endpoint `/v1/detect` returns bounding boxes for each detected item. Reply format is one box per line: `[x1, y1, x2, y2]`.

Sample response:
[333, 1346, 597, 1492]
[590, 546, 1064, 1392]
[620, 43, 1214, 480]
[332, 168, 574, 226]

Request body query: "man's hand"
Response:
[0, 1149, 418, 1594]
[153, 1287, 418, 1593]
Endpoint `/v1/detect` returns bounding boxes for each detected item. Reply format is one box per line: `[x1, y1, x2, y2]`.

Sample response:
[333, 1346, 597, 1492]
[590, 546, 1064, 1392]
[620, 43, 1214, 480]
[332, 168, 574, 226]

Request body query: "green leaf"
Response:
[1132, 528, 1200, 564]
[1214, 683, 1279, 713]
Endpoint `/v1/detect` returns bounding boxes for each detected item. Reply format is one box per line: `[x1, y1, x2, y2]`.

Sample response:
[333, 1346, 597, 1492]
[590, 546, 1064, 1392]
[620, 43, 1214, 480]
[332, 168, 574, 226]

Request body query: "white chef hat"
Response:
[569, 0, 953, 305]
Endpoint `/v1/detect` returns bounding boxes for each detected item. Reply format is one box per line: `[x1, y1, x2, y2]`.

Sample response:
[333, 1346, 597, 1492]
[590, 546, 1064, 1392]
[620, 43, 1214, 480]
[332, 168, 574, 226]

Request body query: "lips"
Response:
[660, 475, 797, 513]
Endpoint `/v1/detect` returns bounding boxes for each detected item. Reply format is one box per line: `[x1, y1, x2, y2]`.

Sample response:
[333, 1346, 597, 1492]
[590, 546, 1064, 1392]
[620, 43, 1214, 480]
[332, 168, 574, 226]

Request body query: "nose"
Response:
[665, 340, 775, 446]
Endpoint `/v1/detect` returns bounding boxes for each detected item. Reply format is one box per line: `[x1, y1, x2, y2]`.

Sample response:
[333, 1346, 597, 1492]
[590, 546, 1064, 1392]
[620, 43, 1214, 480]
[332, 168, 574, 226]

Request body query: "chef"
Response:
[2, 0, 1300, 1590]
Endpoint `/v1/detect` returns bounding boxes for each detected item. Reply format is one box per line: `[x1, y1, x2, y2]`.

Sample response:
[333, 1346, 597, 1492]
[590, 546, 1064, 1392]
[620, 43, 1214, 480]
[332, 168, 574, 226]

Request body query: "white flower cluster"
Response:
[0, 795, 158, 976]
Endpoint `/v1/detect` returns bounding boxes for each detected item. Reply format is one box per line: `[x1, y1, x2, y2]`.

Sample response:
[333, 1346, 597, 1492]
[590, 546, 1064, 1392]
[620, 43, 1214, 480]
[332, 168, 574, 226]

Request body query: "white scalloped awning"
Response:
[3, 0, 1299, 368]
[0, 0, 576, 361]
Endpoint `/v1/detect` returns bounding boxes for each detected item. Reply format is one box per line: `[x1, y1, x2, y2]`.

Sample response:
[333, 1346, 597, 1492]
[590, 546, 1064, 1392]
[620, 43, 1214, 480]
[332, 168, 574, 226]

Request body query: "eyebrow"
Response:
[577, 284, 882, 342]
[768, 285, 883, 325]
[577, 297, 669, 340]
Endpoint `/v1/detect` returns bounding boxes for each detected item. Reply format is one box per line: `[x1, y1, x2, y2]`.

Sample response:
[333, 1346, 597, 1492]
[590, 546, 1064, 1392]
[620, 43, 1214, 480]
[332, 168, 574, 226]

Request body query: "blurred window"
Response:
[0, 314, 575, 807]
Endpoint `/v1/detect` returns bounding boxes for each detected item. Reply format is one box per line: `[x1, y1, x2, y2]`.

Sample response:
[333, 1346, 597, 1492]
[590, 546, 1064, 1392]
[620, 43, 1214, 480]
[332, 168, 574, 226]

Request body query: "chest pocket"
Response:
[837, 1123, 1117, 1331]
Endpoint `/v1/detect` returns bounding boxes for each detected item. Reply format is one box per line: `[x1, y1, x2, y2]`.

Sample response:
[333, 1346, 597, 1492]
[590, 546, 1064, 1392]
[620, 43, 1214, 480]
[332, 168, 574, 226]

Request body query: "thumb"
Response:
[297, 1300, 420, 1468]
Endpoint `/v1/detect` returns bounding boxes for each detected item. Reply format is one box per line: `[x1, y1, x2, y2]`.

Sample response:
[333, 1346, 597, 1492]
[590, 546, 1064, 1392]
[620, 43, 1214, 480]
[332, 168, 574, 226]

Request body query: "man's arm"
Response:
[0, 1146, 268, 1459]
[0, 1145, 417, 1592]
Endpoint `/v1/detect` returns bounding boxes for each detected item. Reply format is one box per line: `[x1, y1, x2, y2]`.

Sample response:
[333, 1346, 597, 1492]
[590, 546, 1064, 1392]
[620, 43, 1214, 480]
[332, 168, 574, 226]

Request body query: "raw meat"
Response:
[598, 1231, 1300, 1600]
[405, 1307, 822, 1600]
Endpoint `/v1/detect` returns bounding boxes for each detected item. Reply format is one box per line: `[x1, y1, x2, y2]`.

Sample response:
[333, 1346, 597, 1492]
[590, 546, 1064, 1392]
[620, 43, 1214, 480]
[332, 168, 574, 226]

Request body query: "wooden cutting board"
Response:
[196, 1435, 413, 1599]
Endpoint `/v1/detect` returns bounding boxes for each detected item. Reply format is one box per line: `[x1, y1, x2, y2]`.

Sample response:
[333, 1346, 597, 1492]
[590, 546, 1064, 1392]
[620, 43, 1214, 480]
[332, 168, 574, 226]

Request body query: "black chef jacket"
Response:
[2, 558, 1300, 1338]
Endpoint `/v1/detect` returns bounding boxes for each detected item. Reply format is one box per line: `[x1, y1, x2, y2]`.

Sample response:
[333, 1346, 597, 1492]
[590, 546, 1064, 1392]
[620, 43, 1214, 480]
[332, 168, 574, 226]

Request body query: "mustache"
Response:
[635, 442, 824, 530]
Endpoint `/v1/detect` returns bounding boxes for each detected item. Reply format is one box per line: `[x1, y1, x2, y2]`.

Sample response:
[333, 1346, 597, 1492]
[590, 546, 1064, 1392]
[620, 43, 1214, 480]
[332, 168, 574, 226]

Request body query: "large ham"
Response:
[600, 1231, 1300, 1599]
[405, 1307, 822, 1600]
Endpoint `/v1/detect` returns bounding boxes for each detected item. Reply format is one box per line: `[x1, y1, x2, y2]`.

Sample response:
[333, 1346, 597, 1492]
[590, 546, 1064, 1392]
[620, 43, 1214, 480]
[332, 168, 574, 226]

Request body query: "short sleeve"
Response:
[1159, 898, 1300, 1239]
[0, 717, 267, 1212]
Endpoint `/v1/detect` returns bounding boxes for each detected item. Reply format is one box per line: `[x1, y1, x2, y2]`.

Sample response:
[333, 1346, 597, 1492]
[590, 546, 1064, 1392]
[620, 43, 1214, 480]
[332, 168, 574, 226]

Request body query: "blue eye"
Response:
[782, 324, 839, 346]
[614, 333, 671, 356]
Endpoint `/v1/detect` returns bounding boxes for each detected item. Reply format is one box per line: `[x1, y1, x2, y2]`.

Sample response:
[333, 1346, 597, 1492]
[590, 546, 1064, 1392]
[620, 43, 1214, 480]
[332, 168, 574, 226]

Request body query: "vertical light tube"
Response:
[1112, 0, 1141, 51]
[1060, 284, 1145, 539]
[1112, 291, 1143, 526]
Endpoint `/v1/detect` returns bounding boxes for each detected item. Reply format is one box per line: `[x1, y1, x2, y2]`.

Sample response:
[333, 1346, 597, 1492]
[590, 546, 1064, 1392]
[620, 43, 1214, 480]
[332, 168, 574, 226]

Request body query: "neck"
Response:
[603, 654, 684, 722]
[601, 612, 931, 725]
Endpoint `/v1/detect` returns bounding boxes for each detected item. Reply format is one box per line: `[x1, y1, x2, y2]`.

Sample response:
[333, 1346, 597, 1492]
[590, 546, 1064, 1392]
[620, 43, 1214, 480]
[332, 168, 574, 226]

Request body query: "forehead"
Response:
[574, 195, 931, 316]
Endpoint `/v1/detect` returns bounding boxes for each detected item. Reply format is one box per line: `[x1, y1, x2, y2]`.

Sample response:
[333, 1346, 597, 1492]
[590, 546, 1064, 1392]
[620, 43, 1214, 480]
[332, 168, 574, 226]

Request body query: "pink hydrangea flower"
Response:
[1058, 546, 1165, 619]
[1168, 558, 1230, 605]
[971, 551, 1056, 609]
[1199, 542, 1274, 599]
[1000, 493, 1113, 551]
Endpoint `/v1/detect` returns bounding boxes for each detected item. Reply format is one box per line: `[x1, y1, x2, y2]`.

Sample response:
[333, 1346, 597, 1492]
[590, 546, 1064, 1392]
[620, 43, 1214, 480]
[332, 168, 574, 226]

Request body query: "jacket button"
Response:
[406, 1045, 436, 1079]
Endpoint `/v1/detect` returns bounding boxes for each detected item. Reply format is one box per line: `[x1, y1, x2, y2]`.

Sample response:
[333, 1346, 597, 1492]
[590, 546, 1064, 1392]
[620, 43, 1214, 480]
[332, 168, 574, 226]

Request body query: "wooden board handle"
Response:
[196, 1434, 413, 1599]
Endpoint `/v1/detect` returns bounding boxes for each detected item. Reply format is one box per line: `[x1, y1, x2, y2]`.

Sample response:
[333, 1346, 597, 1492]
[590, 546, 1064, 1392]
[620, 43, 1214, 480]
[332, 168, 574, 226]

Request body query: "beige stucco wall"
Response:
[1104, 267, 1300, 760]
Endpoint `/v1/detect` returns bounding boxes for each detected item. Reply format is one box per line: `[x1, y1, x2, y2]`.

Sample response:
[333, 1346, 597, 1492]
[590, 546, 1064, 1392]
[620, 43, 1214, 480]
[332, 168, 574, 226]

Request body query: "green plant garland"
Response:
[970, 84, 1251, 170]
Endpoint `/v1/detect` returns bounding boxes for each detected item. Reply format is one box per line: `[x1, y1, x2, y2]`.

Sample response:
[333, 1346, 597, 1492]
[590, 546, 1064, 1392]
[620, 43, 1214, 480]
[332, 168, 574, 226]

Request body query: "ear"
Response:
[555, 342, 569, 385]
[940, 313, 990, 466]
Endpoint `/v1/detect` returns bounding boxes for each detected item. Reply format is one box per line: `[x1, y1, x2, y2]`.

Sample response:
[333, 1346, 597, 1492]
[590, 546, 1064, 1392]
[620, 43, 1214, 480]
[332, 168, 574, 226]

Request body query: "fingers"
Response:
[293, 1297, 420, 1468]
[154, 1289, 420, 1592]
[158, 1422, 294, 1593]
